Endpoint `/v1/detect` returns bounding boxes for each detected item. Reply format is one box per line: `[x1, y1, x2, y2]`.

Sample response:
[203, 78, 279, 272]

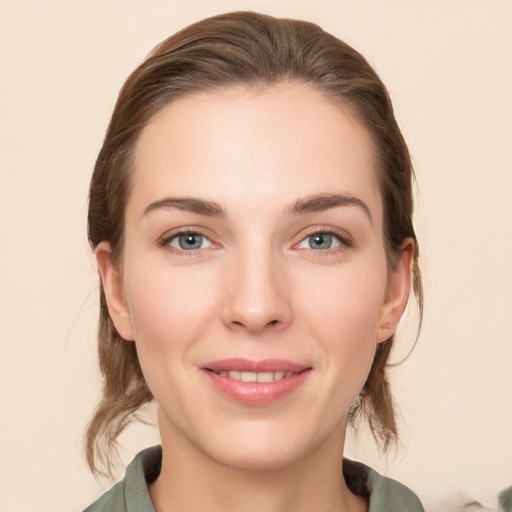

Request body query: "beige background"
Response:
[1, 1, 511, 511]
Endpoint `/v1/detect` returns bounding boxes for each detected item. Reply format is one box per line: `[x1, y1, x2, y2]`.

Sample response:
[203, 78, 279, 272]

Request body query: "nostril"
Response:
[229, 318, 280, 332]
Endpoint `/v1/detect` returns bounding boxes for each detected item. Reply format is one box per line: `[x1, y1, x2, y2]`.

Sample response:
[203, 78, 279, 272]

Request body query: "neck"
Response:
[149, 416, 366, 512]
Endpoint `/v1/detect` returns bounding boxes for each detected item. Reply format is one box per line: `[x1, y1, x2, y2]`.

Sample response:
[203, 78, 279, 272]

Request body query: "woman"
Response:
[84, 11, 424, 512]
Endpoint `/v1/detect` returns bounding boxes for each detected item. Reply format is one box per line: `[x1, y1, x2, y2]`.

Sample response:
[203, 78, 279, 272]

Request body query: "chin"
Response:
[198, 419, 337, 471]
[207, 441, 307, 471]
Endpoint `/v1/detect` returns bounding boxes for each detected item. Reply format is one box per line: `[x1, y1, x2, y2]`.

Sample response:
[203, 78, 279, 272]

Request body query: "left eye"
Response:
[168, 233, 213, 250]
[297, 232, 342, 250]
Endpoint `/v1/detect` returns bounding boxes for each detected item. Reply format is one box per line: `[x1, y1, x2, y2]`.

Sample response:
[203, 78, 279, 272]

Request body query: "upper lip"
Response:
[202, 358, 311, 373]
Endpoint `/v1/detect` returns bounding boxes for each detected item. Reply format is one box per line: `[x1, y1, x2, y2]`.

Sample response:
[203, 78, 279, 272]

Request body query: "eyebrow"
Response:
[285, 193, 372, 222]
[142, 192, 372, 222]
[142, 197, 227, 218]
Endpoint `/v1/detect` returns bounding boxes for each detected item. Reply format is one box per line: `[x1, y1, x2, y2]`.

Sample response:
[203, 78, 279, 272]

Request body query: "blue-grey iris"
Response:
[179, 233, 203, 250]
[309, 233, 332, 250]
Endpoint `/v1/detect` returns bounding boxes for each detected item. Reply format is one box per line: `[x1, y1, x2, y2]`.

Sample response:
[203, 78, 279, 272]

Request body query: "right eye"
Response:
[297, 232, 342, 251]
[167, 232, 214, 251]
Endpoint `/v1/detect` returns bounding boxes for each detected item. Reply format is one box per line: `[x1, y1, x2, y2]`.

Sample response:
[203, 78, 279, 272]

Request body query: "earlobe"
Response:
[95, 242, 135, 341]
[376, 239, 414, 343]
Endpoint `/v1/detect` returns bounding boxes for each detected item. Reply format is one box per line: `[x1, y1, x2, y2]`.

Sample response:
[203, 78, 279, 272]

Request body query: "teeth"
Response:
[241, 371, 256, 382]
[217, 370, 296, 382]
[256, 372, 274, 382]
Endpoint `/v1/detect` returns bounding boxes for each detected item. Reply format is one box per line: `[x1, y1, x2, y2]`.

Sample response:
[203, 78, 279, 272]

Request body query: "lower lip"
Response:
[202, 369, 311, 405]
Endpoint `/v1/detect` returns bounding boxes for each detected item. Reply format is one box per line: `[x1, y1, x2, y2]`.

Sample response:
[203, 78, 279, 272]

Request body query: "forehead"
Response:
[130, 83, 382, 220]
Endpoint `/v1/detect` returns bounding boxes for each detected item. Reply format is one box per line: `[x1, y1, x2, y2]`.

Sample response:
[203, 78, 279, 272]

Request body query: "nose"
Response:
[221, 247, 293, 335]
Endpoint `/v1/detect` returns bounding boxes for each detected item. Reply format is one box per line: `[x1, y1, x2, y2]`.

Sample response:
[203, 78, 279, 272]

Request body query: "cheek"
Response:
[122, 263, 222, 413]
[123, 262, 218, 357]
[297, 259, 388, 384]
[300, 261, 387, 337]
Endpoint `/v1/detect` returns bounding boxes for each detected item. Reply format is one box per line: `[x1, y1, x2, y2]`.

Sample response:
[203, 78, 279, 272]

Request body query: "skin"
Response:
[97, 83, 413, 512]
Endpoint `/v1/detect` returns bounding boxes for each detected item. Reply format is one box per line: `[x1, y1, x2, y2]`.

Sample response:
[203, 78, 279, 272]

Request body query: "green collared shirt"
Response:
[83, 446, 425, 512]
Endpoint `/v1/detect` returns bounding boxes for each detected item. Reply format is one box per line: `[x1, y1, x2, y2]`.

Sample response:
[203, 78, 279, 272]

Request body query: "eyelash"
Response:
[157, 226, 354, 255]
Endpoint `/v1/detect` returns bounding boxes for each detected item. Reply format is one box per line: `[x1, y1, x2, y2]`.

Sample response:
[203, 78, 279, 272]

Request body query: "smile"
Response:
[201, 359, 312, 405]
[211, 370, 298, 382]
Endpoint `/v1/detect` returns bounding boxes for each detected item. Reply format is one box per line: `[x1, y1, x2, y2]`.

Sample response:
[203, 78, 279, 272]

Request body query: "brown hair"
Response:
[86, 11, 422, 477]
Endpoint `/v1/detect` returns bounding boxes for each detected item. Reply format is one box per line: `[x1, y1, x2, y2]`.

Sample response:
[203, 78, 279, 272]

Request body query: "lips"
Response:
[201, 358, 312, 405]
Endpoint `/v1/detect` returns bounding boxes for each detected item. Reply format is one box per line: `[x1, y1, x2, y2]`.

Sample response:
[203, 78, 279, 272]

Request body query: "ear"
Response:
[376, 239, 414, 343]
[95, 241, 135, 341]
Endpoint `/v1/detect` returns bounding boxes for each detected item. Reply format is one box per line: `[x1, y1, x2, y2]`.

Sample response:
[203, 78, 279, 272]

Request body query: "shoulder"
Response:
[344, 459, 425, 512]
[365, 467, 425, 512]
[82, 446, 162, 512]
[82, 480, 126, 512]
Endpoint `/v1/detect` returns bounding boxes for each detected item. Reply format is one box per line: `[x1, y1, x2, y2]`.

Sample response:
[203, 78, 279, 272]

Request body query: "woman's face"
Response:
[98, 83, 411, 470]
